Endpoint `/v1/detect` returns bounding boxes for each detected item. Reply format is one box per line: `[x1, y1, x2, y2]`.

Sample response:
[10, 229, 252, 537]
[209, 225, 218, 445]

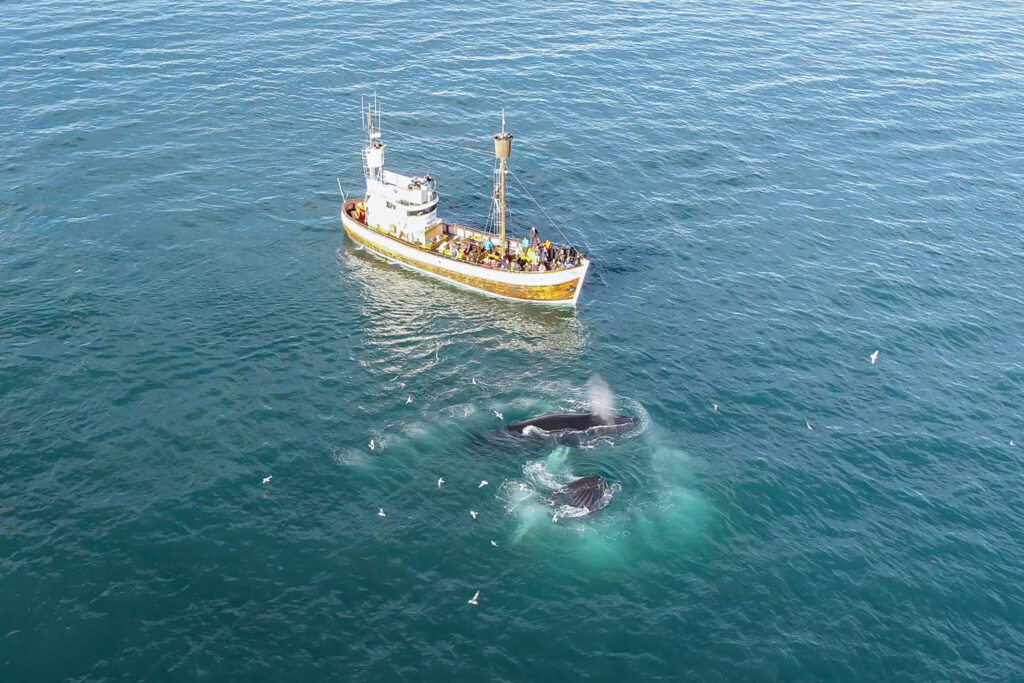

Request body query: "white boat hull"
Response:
[341, 202, 588, 307]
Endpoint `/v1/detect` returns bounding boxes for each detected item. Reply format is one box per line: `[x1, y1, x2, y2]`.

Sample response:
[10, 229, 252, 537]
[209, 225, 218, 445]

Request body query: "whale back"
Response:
[507, 412, 636, 435]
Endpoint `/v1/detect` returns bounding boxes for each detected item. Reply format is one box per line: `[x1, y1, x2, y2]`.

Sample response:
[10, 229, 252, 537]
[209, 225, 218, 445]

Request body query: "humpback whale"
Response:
[557, 475, 610, 512]
[506, 412, 637, 437]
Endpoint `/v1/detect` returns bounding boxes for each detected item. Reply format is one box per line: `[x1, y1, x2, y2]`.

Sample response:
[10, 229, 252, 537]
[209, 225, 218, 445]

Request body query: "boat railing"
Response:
[343, 200, 585, 273]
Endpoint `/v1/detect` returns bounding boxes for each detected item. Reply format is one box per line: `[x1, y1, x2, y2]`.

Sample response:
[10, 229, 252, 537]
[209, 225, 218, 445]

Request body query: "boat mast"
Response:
[493, 110, 513, 258]
[362, 96, 385, 185]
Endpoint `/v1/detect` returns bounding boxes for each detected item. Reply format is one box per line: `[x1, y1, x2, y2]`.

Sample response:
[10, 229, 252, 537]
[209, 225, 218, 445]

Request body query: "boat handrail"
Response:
[343, 200, 585, 273]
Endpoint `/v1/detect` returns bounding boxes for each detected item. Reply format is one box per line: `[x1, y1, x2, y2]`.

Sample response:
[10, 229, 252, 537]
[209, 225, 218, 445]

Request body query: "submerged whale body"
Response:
[557, 475, 610, 512]
[506, 412, 637, 436]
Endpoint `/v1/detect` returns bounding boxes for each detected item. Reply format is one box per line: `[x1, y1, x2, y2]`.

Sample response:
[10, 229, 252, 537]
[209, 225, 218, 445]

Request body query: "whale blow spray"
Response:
[586, 375, 616, 424]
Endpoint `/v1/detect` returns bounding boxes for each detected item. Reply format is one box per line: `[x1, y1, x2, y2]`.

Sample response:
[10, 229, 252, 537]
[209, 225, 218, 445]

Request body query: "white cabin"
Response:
[362, 134, 441, 246]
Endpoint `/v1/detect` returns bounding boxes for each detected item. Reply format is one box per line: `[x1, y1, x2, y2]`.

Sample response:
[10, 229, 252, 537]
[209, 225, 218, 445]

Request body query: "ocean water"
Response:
[2, 0, 1023, 679]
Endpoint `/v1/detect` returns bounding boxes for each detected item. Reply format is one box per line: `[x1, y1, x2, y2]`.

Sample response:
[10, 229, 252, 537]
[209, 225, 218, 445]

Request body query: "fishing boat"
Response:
[339, 100, 590, 306]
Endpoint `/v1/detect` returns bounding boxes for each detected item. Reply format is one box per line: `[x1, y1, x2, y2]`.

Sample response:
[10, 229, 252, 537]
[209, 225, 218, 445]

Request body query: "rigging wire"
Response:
[396, 149, 492, 180]
[384, 129, 493, 157]
[507, 168, 580, 252]
[380, 128, 587, 251]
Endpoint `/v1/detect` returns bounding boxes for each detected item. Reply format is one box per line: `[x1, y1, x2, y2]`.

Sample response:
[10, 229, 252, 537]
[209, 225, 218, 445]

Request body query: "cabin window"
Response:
[385, 201, 396, 209]
[407, 202, 438, 217]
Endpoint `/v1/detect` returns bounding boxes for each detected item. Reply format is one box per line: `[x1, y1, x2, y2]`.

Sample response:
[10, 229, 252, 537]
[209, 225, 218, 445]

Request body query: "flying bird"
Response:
[807, 421, 813, 431]
[470, 510, 478, 519]
[492, 410, 503, 420]
[712, 403, 718, 412]
[406, 396, 412, 404]
[75, 269, 83, 274]
[472, 377, 477, 385]
[437, 477, 445, 488]
[552, 513, 559, 523]
[377, 508, 386, 517]
[262, 475, 272, 485]
[490, 540, 498, 547]
[369, 439, 375, 451]
[1011, 440, 1016, 446]
[870, 350, 879, 364]
[478, 480, 488, 488]
[467, 591, 479, 606]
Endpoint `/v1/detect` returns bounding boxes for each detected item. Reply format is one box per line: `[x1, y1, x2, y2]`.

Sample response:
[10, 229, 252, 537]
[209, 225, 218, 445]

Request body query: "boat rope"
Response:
[384, 129, 493, 157]
[431, 155, 493, 180]
[381, 128, 587, 252]
[507, 168, 579, 252]
[381, 132, 493, 180]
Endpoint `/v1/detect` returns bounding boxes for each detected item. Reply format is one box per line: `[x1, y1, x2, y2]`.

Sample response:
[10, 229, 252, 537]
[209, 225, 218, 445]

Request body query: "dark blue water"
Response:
[3, 0, 1024, 679]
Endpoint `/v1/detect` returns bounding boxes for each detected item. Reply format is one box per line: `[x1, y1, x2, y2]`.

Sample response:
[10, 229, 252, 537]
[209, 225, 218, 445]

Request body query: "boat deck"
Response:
[342, 200, 584, 274]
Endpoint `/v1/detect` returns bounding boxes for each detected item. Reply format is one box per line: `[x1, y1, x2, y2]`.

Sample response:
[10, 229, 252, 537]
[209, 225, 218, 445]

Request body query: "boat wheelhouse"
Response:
[340, 100, 590, 306]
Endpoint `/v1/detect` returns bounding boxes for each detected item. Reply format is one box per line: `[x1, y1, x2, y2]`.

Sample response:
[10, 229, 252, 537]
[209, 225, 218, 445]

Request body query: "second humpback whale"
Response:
[557, 475, 610, 512]
[506, 412, 637, 437]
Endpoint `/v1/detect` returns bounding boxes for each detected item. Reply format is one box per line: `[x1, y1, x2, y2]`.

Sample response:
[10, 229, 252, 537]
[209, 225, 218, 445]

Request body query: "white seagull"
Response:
[369, 439, 375, 451]
[552, 513, 559, 523]
[870, 350, 879, 365]
[712, 403, 718, 412]
[490, 540, 498, 547]
[467, 590, 479, 606]
[807, 421, 813, 431]
[470, 510, 478, 519]
[478, 480, 488, 488]
[377, 508, 386, 517]
[472, 377, 477, 385]
[406, 396, 412, 404]
[438, 477, 445, 488]
[262, 475, 272, 485]
[492, 410, 503, 420]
